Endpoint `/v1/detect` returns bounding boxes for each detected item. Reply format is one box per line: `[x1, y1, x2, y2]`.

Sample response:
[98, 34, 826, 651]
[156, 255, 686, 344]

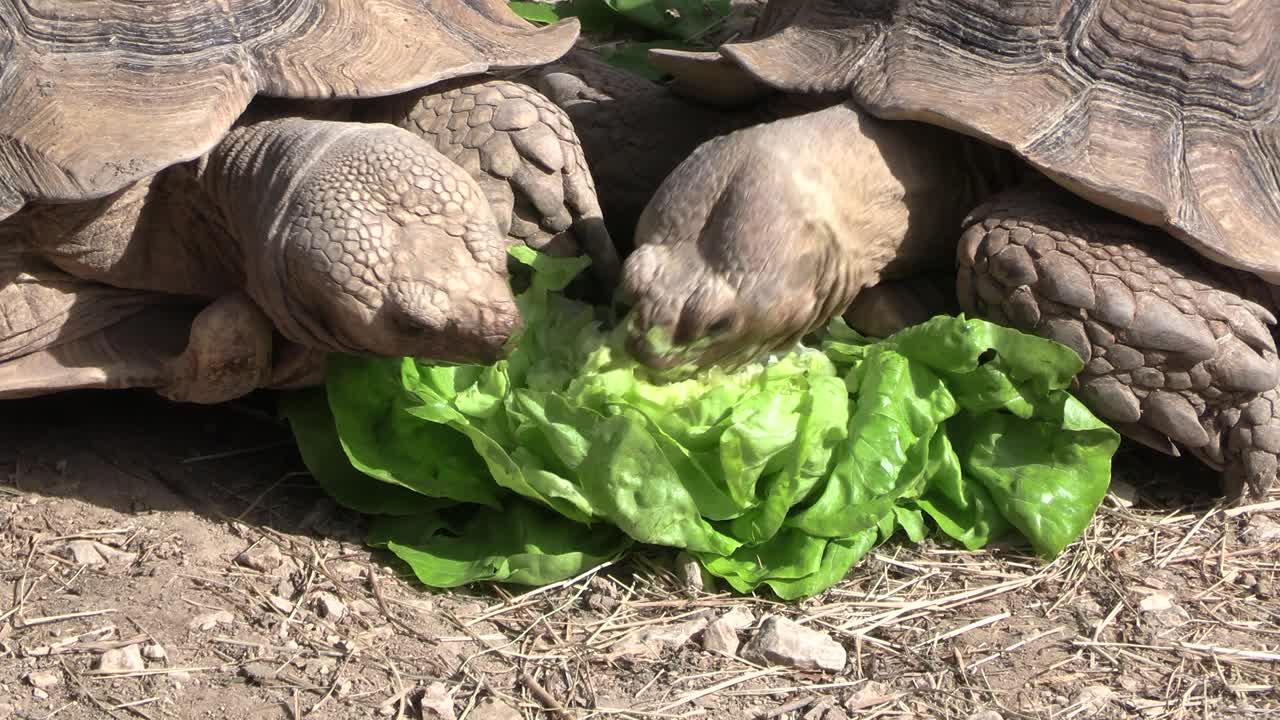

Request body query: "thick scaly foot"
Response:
[159, 292, 273, 404]
[0, 289, 271, 404]
[958, 183, 1280, 499]
[535, 51, 772, 246]
[360, 79, 620, 285]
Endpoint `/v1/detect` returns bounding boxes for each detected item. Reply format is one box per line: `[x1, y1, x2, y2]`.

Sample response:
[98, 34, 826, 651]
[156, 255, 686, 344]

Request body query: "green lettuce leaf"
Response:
[288, 249, 1120, 599]
[280, 389, 450, 516]
[370, 501, 631, 588]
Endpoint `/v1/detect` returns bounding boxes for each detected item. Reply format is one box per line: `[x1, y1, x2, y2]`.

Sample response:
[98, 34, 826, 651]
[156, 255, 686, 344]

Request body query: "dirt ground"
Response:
[0, 390, 1276, 720]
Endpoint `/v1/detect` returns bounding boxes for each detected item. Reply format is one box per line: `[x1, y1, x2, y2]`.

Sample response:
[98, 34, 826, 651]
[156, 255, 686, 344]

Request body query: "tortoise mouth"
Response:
[621, 296, 790, 375]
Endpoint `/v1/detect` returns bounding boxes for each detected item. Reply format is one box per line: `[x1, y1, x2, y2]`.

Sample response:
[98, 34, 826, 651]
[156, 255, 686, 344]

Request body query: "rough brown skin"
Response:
[0, 78, 613, 403]
[569, 0, 1280, 499]
[0, 1, 619, 404]
[959, 184, 1280, 498]
[621, 101, 1013, 369]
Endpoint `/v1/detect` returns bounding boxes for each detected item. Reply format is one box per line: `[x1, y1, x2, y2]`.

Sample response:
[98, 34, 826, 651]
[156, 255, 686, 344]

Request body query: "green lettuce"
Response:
[283, 249, 1120, 598]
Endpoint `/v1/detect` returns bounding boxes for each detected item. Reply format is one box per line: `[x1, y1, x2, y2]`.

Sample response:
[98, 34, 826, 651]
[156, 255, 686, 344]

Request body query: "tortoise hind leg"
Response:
[957, 183, 1280, 500]
[0, 288, 275, 404]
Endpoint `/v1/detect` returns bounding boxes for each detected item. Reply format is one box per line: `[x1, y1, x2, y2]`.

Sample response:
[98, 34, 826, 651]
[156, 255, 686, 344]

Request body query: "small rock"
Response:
[240, 662, 278, 685]
[845, 680, 895, 711]
[1072, 685, 1115, 715]
[267, 594, 295, 614]
[1136, 589, 1174, 612]
[741, 616, 847, 673]
[142, 643, 167, 661]
[469, 698, 522, 720]
[609, 614, 710, 659]
[32, 688, 49, 700]
[675, 552, 714, 593]
[589, 576, 618, 597]
[349, 599, 376, 616]
[702, 607, 755, 655]
[275, 576, 298, 599]
[419, 681, 456, 720]
[188, 609, 234, 631]
[587, 591, 618, 613]
[1246, 514, 1280, 544]
[96, 643, 145, 673]
[965, 712, 1003, 720]
[235, 542, 286, 573]
[62, 540, 137, 566]
[25, 670, 61, 689]
[702, 620, 741, 655]
[1134, 587, 1190, 626]
[335, 679, 353, 698]
[352, 624, 394, 650]
[330, 560, 366, 583]
[168, 670, 192, 686]
[312, 591, 347, 622]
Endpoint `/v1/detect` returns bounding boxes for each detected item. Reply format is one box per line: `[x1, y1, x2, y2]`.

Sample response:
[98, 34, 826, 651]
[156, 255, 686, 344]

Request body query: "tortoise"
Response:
[0, 0, 617, 404]
[560, 0, 1280, 499]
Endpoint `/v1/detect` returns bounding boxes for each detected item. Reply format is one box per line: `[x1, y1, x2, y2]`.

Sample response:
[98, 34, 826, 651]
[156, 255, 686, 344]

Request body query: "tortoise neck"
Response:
[802, 101, 1011, 284]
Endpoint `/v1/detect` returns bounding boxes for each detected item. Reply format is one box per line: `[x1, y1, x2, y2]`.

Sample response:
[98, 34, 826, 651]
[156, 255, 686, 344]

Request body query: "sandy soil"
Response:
[0, 389, 1276, 720]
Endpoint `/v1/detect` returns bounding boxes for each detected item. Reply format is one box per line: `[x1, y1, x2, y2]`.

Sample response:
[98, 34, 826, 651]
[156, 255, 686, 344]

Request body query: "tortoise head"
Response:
[241, 122, 524, 365]
[620, 125, 861, 371]
[281, 218, 523, 364]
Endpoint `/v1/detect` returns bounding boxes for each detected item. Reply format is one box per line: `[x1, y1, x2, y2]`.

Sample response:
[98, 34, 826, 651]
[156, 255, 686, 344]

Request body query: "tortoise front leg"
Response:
[359, 78, 622, 285]
[158, 292, 273, 403]
[0, 288, 273, 404]
[958, 182, 1280, 500]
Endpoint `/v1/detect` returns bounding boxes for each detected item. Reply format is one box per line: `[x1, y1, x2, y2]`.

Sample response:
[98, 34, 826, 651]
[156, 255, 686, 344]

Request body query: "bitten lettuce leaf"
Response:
[284, 250, 1119, 597]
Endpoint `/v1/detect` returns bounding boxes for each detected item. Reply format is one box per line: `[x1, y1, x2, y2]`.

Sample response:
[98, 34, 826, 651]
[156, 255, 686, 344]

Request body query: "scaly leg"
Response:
[360, 78, 621, 285]
[534, 52, 776, 248]
[618, 101, 1013, 369]
[0, 283, 272, 404]
[958, 182, 1280, 499]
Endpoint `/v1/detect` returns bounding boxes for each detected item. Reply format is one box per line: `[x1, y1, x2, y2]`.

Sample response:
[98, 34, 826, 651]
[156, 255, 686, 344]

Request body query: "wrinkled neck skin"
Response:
[18, 167, 246, 300]
[196, 117, 343, 352]
[802, 101, 1018, 290]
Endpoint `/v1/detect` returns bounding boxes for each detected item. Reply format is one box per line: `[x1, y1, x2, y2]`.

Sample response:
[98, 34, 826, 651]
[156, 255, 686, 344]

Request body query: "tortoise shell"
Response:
[0, 0, 579, 221]
[659, 0, 1280, 280]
